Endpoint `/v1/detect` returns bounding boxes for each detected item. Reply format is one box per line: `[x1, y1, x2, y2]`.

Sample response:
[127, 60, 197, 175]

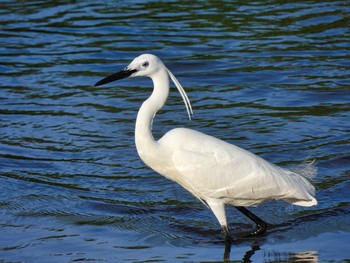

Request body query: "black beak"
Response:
[94, 68, 137, 86]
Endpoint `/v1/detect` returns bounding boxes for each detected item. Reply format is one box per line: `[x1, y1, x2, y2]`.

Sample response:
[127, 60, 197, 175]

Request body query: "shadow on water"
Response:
[165, 201, 349, 262]
[183, 232, 319, 262]
[222, 242, 317, 263]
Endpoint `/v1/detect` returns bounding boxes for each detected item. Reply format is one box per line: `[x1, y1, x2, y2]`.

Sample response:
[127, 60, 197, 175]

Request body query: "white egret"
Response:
[95, 54, 317, 242]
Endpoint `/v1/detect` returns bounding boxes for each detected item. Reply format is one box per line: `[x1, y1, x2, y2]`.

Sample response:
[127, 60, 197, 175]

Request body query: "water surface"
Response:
[0, 1, 349, 262]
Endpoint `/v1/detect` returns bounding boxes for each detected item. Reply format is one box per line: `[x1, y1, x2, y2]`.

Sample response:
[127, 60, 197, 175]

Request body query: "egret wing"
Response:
[159, 128, 315, 206]
[173, 152, 269, 204]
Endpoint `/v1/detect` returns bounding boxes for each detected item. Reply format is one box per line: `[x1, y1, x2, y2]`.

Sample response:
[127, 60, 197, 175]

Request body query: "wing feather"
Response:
[161, 128, 316, 206]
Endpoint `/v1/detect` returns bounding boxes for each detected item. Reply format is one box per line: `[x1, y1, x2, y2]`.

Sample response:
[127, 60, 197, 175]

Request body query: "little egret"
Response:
[95, 54, 317, 242]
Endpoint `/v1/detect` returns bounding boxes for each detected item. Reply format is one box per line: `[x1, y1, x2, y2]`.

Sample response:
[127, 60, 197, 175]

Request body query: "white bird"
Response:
[95, 54, 317, 242]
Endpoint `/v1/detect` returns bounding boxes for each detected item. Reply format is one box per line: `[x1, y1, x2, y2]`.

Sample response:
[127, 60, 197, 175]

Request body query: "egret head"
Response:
[94, 54, 163, 86]
[128, 54, 164, 77]
[94, 54, 193, 120]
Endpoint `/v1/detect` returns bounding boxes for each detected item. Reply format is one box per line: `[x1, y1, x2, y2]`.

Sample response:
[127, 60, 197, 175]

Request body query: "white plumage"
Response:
[95, 53, 317, 240]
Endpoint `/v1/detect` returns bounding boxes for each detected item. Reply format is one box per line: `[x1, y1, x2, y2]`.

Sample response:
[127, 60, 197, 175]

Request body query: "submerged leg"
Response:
[234, 206, 268, 236]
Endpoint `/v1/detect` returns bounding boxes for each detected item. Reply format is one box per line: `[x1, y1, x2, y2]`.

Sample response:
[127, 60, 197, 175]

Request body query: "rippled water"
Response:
[1, 1, 349, 262]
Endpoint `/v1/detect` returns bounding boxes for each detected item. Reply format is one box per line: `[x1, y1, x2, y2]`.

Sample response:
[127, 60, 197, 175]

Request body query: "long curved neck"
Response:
[135, 68, 169, 156]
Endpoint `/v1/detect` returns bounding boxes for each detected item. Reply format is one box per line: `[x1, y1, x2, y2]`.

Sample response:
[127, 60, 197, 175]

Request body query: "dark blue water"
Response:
[1, 1, 349, 262]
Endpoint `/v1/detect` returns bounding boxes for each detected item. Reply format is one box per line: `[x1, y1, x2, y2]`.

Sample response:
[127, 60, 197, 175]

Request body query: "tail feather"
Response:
[290, 159, 317, 180]
[286, 160, 317, 207]
[293, 197, 317, 207]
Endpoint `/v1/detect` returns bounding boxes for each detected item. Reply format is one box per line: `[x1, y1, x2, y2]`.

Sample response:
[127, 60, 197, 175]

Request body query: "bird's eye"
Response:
[142, 62, 149, 68]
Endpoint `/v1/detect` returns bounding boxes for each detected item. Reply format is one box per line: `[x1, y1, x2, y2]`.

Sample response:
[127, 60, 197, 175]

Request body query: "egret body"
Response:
[95, 54, 317, 242]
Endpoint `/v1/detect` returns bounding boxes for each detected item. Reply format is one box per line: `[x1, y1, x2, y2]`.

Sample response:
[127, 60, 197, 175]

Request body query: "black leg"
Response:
[222, 226, 231, 262]
[235, 206, 268, 236]
[222, 225, 232, 241]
